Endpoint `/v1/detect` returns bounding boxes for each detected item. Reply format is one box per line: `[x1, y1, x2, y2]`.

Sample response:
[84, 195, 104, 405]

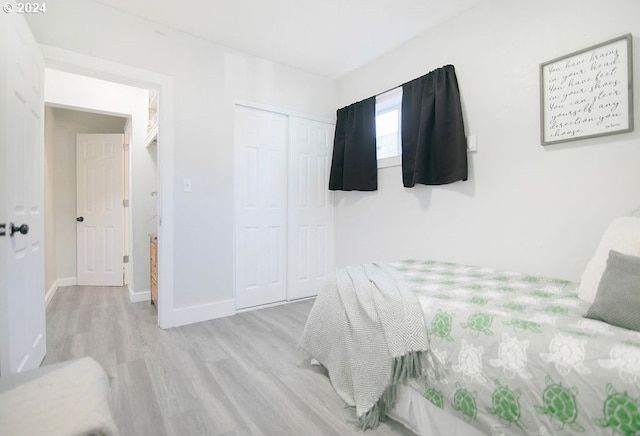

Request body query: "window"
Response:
[375, 87, 402, 167]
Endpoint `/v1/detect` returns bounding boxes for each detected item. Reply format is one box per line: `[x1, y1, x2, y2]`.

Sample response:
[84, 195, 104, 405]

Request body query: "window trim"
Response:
[378, 156, 402, 168]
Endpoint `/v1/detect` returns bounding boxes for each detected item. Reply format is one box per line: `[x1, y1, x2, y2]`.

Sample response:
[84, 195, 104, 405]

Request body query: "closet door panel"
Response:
[235, 106, 288, 309]
[287, 117, 335, 300]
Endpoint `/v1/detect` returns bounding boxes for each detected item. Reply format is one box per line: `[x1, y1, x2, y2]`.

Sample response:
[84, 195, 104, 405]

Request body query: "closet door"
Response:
[234, 106, 288, 309]
[287, 117, 335, 300]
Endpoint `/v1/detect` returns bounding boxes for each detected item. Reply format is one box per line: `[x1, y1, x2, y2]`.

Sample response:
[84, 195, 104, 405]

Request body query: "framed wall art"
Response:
[540, 34, 633, 145]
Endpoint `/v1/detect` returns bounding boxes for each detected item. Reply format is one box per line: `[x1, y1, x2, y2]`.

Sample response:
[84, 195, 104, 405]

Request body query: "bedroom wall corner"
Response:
[334, 0, 640, 281]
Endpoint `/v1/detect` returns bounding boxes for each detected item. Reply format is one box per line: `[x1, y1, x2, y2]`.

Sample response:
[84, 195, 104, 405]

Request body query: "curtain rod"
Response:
[339, 64, 454, 110]
[374, 64, 454, 98]
[341, 85, 402, 109]
[375, 84, 402, 98]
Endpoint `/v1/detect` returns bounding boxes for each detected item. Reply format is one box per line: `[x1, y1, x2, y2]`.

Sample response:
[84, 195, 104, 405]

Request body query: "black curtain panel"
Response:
[328, 97, 377, 191]
[401, 65, 468, 187]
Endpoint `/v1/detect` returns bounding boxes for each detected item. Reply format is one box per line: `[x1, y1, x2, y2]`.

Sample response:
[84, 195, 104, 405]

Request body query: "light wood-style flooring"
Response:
[45, 286, 416, 436]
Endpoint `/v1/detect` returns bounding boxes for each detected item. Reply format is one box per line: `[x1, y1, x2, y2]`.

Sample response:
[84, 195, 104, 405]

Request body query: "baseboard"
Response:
[235, 296, 316, 314]
[129, 289, 150, 303]
[57, 277, 77, 287]
[171, 299, 235, 328]
[45, 281, 58, 307]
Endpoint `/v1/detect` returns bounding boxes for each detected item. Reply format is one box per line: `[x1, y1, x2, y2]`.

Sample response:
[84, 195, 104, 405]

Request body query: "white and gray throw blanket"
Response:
[299, 263, 442, 428]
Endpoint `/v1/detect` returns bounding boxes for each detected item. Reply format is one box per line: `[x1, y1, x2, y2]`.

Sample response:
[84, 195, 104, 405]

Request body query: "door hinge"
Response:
[123, 199, 129, 207]
[123, 255, 129, 263]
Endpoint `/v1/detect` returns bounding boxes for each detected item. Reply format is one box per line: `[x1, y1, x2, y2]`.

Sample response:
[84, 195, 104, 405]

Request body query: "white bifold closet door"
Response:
[287, 117, 335, 301]
[234, 105, 334, 310]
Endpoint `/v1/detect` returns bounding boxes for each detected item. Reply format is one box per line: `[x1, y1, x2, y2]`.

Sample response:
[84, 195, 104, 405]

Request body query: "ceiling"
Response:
[93, 0, 481, 79]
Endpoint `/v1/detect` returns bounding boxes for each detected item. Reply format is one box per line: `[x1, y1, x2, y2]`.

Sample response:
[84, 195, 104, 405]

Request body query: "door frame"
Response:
[41, 45, 176, 328]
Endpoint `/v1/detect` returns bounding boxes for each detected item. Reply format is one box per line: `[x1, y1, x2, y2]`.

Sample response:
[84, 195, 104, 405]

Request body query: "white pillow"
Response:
[578, 217, 640, 303]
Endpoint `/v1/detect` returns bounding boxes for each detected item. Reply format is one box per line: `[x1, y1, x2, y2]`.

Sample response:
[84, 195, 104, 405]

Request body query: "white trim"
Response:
[45, 282, 58, 307]
[378, 156, 402, 168]
[57, 277, 77, 287]
[376, 86, 402, 108]
[235, 296, 316, 314]
[171, 299, 235, 328]
[39, 45, 176, 329]
[234, 100, 335, 125]
[129, 290, 150, 303]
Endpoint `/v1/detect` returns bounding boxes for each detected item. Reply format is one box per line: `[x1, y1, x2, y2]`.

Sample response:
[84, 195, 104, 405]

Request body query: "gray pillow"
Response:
[584, 250, 640, 332]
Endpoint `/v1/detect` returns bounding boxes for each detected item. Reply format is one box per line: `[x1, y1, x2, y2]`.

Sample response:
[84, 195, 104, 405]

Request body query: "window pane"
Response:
[375, 88, 402, 161]
[376, 110, 398, 136]
[376, 134, 397, 159]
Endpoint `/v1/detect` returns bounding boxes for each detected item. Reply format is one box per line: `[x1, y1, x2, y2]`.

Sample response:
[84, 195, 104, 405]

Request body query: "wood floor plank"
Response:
[115, 358, 169, 436]
[44, 286, 418, 435]
[207, 358, 298, 435]
[178, 350, 248, 433]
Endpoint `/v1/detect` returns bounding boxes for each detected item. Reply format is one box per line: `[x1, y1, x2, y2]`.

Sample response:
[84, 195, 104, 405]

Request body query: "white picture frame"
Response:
[540, 34, 634, 145]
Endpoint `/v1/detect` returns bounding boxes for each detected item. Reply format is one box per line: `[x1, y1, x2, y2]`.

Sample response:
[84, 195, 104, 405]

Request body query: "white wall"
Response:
[26, 0, 335, 321]
[44, 70, 151, 297]
[335, 0, 640, 281]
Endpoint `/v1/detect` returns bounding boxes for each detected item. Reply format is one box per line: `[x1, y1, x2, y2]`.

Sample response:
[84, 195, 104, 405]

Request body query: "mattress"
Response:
[391, 259, 640, 435]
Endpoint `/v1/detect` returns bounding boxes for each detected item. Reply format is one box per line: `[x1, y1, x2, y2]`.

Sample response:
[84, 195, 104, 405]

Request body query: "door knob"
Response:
[76, 216, 84, 222]
[0, 223, 5, 236]
[10, 223, 29, 236]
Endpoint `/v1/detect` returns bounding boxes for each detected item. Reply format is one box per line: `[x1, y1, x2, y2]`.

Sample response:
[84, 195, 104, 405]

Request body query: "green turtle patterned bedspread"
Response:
[393, 260, 640, 436]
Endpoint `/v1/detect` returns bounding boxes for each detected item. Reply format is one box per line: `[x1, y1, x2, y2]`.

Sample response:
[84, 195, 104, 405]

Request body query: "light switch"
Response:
[467, 135, 478, 152]
[183, 178, 192, 193]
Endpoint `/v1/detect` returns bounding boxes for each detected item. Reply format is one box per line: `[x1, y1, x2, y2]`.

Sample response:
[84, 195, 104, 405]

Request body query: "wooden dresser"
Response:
[150, 234, 158, 307]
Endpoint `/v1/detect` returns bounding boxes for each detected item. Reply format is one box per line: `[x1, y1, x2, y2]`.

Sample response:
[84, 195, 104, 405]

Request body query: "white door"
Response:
[234, 106, 288, 309]
[0, 12, 46, 374]
[76, 133, 124, 286]
[287, 117, 335, 300]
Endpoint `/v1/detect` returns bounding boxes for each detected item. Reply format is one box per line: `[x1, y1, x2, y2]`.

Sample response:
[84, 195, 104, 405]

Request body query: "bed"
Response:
[299, 218, 640, 436]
